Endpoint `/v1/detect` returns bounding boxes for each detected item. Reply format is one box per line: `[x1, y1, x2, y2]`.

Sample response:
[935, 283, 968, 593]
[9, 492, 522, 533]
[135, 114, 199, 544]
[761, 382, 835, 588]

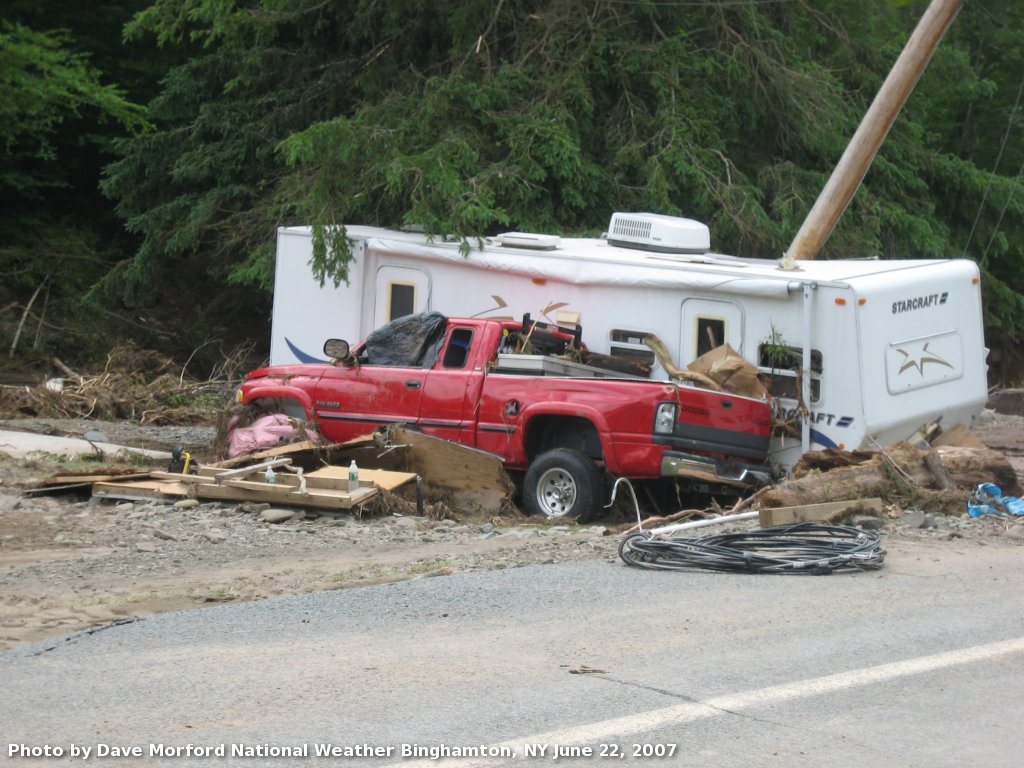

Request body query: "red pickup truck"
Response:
[237, 312, 774, 522]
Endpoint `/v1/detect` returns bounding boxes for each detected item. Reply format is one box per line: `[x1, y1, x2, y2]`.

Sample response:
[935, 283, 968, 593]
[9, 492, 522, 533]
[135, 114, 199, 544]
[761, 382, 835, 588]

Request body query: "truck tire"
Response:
[523, 448, 604, 523]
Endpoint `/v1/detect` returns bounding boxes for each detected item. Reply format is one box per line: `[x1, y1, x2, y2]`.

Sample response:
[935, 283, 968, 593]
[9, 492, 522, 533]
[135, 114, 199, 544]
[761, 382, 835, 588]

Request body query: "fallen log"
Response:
[759, 442, 1019, 509]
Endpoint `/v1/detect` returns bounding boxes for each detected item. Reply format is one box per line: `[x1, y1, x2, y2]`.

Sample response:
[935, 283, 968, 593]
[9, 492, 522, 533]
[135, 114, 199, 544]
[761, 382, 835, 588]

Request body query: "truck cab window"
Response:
[442, 328, 473, 368]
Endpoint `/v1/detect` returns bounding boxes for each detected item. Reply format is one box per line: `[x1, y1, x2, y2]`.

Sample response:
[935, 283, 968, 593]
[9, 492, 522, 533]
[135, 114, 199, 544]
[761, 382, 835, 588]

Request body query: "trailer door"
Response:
[680, 298, 744, 365]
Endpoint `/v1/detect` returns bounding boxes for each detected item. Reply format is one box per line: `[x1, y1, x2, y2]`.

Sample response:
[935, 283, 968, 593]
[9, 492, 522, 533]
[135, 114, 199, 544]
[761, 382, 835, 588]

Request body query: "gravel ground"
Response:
[1, 410, 1022, 651]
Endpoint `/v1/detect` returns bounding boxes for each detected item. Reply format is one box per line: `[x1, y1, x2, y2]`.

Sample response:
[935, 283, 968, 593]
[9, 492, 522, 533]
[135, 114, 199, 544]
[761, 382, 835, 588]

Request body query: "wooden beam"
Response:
[758, 497, 883, 527]
[192, 482, 378, 510]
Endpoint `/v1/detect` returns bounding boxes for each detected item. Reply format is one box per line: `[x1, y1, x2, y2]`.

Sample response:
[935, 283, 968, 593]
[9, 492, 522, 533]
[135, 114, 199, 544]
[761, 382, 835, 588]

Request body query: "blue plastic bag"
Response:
[967, 483, 1024, 518]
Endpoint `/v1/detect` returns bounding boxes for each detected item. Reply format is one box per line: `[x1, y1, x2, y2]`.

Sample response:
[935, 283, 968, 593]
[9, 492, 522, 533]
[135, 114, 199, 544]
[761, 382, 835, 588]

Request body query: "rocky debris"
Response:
[0, 488, 1016, 590]
[0, 475, 1020, 652]
[1, 408, 1023, 650]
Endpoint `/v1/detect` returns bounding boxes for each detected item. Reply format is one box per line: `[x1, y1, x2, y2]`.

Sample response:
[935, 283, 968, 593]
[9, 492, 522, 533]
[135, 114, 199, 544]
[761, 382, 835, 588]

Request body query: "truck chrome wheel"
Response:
[535, 467, 577, 517]
[523, 448, 603, 523]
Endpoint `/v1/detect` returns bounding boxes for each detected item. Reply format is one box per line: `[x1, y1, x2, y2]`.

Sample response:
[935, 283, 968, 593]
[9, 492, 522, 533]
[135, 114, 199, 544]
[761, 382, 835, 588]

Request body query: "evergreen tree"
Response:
[0, 11, 149, 361]
[18, 0, 1024, 372]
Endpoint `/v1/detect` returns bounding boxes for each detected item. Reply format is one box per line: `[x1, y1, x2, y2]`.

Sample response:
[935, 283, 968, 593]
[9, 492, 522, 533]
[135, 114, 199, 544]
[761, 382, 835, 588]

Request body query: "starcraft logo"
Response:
[895, 342, 954, 376]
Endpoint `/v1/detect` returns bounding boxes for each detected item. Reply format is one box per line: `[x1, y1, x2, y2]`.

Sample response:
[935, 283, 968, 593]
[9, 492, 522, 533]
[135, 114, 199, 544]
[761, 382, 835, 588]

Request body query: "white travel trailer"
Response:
[269, 212, 988, 469]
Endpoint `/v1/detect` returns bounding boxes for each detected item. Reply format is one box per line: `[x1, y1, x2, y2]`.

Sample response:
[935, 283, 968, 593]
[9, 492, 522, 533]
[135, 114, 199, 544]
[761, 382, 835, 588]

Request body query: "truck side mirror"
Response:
[323, 339, 350, 361]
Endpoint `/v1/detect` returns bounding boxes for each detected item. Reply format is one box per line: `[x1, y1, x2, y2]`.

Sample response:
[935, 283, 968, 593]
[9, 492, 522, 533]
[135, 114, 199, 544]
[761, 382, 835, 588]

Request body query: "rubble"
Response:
[0, 405, 1022, 650]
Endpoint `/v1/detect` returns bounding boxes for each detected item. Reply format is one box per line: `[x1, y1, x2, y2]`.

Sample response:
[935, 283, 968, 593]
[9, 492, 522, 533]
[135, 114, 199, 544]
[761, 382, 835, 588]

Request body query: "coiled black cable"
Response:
[618, 522, 886, 575]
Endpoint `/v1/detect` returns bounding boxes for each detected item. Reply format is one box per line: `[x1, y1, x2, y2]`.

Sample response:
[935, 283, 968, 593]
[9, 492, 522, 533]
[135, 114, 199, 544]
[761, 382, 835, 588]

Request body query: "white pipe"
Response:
[646, 510, 759, 537]
[801, 282, 814, 454]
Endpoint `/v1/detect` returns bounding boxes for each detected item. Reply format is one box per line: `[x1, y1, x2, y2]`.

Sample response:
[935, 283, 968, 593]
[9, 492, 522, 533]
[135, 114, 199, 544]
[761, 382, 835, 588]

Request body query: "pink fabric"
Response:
[227, 414, 310, 457]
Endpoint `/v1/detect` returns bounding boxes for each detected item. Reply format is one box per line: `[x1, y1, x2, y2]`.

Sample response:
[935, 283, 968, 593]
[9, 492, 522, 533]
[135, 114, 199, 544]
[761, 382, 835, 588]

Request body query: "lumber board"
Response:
[192, 482, 377, 509]
[92, 479, 191, 500]
[208, 435, 378, 469]
[391, 427, 507, 485]
[389, 427, 511, 512]
[210, 458, 293, 482]
[931, 423, 984, 448]
[306, 466, 417, 491]
[220, 478, 368, 494]
[152, 468, 411, 493]
[96, 445, 413, 508]
[207, 439, 321, 469]
[49, 472, 154, 485]
[758, 497, 883, 527]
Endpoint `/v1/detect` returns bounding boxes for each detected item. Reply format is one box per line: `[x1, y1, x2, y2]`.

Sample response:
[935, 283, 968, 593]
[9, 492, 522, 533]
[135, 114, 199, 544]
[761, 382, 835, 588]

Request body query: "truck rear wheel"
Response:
[523, 448, 603, 523]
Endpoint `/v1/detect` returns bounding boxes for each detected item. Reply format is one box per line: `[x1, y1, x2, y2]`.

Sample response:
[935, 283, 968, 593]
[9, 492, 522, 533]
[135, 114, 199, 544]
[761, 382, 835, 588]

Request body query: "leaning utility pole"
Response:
[784, 0, 962, 262]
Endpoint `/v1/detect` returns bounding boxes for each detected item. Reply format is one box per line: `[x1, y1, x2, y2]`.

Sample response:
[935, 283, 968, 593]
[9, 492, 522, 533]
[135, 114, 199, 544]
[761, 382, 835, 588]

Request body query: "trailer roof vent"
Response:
[607, 212, 710, 254]
[494, 232, 561, 250]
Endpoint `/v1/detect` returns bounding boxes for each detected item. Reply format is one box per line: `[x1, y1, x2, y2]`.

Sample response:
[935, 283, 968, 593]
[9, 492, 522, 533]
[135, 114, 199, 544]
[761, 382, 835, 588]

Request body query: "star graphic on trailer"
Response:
[896, 342, 954, 375]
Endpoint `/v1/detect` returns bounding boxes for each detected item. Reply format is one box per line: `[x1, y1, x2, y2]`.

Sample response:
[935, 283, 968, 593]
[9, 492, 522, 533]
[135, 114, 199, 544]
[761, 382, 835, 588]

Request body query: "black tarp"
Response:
[363, 311, 448, 367]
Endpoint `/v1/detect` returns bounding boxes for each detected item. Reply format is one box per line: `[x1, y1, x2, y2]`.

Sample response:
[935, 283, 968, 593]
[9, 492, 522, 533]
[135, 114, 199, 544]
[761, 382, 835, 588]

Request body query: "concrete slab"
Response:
[0, 430, 170, 460]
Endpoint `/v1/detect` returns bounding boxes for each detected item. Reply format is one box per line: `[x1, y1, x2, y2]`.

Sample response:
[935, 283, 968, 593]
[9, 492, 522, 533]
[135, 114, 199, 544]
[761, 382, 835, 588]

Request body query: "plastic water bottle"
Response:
[264, 466, 276, 484]
[348, 459, 359, 491]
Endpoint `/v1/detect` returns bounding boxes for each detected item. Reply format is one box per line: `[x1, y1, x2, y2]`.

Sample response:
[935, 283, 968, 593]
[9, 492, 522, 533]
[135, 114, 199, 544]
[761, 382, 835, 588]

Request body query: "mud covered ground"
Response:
[1, 408, 1022, 651]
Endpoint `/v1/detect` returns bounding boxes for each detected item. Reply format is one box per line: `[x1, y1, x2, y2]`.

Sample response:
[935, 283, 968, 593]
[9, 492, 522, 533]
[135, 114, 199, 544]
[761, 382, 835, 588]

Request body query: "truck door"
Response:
[679, 298, 745, 365]
[312, 364, 429, 444]
[311, 313, 446, 442]
[419, 324, 486, 445]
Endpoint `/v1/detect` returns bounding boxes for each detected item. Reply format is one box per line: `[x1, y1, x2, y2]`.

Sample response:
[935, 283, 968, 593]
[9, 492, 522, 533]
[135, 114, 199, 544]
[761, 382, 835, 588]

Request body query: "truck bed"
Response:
[493, 353, 644, 379]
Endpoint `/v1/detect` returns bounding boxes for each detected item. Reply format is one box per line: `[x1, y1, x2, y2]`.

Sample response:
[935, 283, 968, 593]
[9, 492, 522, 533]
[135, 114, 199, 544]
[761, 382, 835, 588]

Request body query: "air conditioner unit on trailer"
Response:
[607, 212, 711, 254]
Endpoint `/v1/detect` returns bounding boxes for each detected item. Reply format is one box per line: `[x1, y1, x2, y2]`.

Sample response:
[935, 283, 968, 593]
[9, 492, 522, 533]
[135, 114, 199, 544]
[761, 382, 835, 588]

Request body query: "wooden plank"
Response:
[758, 497, 883, 527]
[207, 439, 322, 469]
[389, 427, 511, 513]
[49, 472, 154, 485]
[306, 467, 418, 492]
[151, 471, 217, 484]
[220, 477, 373, 502]
[152, 467, 411, 494]
[192, 482, 377, 510]
[98, 449, 408, 508]
[92, 479, 191, 499]
[206, 435, 378, 470]
[28, 471, 157, 496]
[212, 458, 293, 482]
[931, 422, 984, 448]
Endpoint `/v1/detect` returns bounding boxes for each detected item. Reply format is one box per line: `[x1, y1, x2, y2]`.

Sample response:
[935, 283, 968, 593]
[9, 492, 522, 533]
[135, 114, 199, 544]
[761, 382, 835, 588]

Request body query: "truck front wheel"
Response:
[523, 448, 603, 523]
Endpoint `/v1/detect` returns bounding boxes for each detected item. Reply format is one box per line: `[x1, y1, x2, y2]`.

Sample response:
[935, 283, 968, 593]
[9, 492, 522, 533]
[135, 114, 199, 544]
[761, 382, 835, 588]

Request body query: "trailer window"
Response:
[442, 328, 473, 369]
[696, 318, 726, 357]
[387, 282, 416, 322]
[757, 344, 823, 403]
[609, 329, 656, 368]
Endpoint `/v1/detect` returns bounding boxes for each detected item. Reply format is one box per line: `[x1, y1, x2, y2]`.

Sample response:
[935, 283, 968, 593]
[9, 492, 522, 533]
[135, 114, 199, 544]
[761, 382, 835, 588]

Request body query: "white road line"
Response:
[388, 635, 1024, 767]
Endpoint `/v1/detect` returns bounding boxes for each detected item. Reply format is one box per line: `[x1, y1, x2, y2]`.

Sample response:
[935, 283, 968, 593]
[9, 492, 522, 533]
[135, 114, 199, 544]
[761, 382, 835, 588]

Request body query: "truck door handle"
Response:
[405, 380, 422, 389]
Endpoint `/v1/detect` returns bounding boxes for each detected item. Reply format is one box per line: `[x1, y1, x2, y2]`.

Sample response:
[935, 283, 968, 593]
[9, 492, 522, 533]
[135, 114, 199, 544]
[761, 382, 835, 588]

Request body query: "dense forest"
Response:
[2, 0, 1023, 382]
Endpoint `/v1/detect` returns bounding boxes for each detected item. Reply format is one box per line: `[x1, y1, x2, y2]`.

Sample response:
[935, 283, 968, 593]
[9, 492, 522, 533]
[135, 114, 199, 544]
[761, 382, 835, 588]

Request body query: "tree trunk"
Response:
[9, 281, 46, 358]
[759, 442, 1019, 508]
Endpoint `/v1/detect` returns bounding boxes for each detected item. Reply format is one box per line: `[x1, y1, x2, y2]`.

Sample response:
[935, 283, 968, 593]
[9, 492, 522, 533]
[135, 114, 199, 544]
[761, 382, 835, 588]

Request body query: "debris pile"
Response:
[0, 343, 234, 425]
[758, 440, 1020, 516]
[33, 425, 515, 522]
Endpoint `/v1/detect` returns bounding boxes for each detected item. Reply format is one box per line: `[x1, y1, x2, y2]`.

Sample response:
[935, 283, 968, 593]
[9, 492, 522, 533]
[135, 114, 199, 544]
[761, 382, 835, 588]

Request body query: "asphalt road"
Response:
[2, 539, 1022, 767]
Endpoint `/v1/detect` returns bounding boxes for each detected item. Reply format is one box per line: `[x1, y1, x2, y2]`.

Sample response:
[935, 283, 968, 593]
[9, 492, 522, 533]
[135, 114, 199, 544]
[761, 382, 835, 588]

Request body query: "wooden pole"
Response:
[785, 0, 962, 262]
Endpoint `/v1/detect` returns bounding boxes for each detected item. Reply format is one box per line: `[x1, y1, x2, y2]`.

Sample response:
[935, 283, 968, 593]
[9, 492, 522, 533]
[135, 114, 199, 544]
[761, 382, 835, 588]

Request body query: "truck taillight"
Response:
[654, 402, 677, 434]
